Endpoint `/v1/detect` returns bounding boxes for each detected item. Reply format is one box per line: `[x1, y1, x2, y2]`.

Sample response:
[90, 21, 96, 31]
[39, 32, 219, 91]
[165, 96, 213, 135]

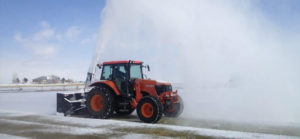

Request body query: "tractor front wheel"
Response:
[137, 96, 163, 123]
[164, 95, 184, 117]
[86, 87, 115, 119]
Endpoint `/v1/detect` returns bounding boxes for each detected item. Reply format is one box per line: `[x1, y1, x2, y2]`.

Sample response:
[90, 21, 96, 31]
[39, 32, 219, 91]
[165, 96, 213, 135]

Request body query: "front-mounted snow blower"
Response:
[57, 60, 184, 123]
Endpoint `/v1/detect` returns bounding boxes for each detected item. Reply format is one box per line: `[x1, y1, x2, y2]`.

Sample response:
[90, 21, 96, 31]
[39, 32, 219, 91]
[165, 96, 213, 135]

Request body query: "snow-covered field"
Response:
[0, 91, 299, 138]
[0, 83, 84, 93]
[0, 91, 57, 115]
[1, 110, 299, 139]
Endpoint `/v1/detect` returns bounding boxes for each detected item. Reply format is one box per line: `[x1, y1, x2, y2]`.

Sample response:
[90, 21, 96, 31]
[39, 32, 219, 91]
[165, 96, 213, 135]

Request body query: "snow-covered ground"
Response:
[0, 133, 28, 139]
[0, 110, 299, 139]
[0, 83, 84, 92]
[0, 91, 57, 115]
[0, 91, 299, 138]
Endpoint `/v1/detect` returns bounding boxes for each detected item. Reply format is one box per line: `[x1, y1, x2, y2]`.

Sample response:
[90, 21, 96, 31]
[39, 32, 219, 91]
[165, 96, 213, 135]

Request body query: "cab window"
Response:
[114, 65, 128, 80]
[130, 64, 142, 79]
[101, 65, 113, 80]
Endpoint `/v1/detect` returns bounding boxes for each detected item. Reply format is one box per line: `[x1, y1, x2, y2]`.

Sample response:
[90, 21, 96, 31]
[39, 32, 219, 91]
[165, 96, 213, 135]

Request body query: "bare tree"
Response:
[61, 78, 65, 83]
[23, 78, 28, 83]
[12, 73, 19, 84]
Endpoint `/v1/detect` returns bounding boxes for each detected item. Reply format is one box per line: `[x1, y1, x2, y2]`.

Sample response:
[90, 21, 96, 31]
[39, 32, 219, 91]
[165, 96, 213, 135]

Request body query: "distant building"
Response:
[65, 78, 74, 83]
[32, 75, 61, 84]
[32, 76, 47, 84]
[47, 75, 60, 84]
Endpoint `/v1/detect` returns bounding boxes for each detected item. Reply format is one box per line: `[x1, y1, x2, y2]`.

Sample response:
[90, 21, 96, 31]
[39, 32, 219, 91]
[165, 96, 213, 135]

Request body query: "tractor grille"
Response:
[155, 85, 172, 95]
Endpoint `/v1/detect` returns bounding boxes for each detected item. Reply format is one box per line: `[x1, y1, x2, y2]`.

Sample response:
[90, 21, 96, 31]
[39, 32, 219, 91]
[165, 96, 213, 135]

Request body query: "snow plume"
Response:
[92, 0, 300, 125]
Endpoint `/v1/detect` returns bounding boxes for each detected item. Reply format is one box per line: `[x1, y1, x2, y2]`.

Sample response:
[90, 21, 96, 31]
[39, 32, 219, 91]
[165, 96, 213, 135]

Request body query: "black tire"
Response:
[137, 96, 163, 123]
[115, 107, 135, 115]
[164, 95, 184, 117]
[86, 87, 115, 119]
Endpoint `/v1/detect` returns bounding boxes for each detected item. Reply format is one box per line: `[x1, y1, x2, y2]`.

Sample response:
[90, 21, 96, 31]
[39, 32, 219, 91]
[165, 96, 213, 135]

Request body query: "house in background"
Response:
[32, 75, 60, 84]
[32, 76, 47, 84]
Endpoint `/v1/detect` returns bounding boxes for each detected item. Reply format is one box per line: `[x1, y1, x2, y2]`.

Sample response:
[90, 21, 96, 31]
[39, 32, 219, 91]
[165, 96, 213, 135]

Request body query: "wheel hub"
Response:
[141, 103, 154, 118]
[90, 94, 103, 112]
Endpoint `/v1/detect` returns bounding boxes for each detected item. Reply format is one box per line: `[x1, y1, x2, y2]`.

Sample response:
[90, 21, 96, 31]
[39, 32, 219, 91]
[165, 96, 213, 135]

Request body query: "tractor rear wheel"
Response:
[164, 95, 184, 117]
[137, 96, 163, 123]
[86, 87, 115, 119]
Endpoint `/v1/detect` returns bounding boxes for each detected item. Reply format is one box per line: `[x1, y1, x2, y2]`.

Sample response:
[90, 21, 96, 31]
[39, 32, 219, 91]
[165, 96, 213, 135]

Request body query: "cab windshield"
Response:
[130, 64, 142, 79]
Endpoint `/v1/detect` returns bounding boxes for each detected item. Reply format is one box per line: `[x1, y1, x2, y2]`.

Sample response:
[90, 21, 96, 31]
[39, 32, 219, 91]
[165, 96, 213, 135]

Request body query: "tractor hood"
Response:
[155, 80, 172, 86]
[135, 79, 171, 86]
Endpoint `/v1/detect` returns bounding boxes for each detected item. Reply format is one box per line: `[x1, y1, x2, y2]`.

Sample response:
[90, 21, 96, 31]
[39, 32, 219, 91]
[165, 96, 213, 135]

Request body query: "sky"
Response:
[0, 0, 106, 83]
[0, 0, 300, 83]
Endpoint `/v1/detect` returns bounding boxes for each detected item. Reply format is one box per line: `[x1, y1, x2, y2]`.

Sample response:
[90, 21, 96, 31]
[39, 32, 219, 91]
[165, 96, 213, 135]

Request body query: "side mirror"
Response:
[143, 74, 148, 79]
[147, 65, 150, 71]
[97, 64, 102, 69]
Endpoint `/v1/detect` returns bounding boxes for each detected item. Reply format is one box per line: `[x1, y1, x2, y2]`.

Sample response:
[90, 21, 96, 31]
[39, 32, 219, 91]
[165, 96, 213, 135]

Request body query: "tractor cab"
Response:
[98, 60, 146, 97]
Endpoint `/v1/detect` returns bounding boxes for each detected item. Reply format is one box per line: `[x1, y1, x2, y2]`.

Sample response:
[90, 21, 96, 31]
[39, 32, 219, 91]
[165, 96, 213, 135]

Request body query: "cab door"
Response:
[113, 64, 129, 97]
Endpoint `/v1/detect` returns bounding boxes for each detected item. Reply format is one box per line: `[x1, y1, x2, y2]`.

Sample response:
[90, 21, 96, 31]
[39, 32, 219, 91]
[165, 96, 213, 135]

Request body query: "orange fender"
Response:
[89, 81, 120, 95]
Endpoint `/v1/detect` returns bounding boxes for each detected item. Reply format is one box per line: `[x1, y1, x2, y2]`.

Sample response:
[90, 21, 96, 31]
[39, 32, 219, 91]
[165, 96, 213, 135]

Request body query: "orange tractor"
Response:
[57, 60, 183, 123]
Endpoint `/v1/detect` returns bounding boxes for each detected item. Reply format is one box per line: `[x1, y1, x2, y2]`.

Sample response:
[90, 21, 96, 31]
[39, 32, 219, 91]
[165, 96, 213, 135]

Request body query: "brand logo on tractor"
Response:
[145, 85, 154, 88]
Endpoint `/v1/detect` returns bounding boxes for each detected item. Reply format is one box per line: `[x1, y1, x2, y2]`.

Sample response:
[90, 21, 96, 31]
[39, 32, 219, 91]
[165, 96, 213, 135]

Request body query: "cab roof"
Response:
[102, 60, 142, 65]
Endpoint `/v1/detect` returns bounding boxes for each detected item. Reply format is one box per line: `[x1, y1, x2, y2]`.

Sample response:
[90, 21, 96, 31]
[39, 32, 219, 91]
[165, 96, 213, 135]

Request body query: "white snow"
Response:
[0, 91, 299, 138]
[0, 91, 56, 115]
[0, 133, 29, 139]
[117, 134, 171, 139]
[0, 110, 299, 139]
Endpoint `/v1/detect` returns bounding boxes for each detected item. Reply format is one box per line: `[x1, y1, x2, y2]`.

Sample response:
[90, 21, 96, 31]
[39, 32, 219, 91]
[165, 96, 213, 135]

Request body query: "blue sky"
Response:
[257, 0, 300, 30]
[0, 0, 300, 83]
[0, 0, 106, 83]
